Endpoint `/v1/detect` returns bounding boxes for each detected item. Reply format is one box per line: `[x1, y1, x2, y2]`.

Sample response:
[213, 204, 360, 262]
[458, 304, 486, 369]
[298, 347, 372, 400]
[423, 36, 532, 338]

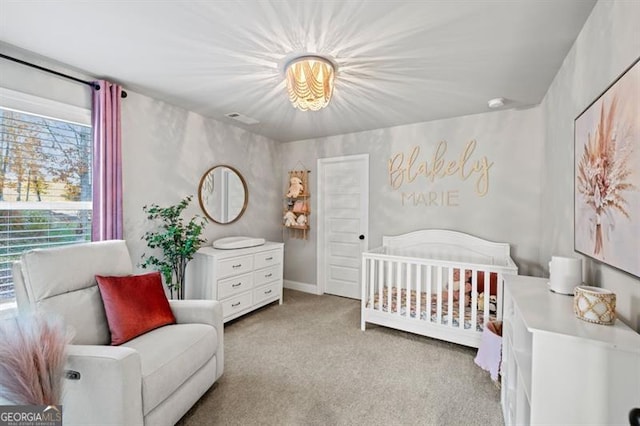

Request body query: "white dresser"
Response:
[185, 242, 284, 322]
[501, 274, 640, 425]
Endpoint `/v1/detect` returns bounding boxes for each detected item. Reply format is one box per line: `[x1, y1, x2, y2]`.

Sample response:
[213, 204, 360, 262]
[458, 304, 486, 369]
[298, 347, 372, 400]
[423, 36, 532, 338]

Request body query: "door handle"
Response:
[359, 235, 365, 240]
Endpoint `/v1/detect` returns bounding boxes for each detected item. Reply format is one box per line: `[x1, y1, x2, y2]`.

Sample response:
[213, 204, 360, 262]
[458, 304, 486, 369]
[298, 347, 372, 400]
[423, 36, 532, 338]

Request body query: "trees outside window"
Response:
[0, 105, 92, 303]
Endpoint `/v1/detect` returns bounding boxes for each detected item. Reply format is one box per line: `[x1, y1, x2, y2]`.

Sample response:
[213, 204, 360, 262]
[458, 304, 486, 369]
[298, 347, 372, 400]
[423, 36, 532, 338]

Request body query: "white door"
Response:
[317, 154, 369, 299]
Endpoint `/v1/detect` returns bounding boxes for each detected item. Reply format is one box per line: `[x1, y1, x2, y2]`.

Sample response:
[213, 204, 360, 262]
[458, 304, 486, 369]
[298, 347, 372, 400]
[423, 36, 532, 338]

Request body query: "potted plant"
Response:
[140, 195, 207, 299]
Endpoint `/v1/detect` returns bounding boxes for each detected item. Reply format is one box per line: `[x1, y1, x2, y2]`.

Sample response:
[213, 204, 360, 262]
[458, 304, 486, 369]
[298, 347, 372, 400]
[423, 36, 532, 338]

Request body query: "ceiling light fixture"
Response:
[285, 55, 335, 112]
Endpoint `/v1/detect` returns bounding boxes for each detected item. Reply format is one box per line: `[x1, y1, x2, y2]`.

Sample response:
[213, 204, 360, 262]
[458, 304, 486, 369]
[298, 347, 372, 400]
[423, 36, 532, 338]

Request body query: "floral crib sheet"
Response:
[367, 286, 495, 331]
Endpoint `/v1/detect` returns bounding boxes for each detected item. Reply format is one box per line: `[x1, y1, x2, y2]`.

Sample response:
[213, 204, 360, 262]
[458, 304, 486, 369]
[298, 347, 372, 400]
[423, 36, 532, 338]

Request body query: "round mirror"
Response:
[198, 165, 248, 224]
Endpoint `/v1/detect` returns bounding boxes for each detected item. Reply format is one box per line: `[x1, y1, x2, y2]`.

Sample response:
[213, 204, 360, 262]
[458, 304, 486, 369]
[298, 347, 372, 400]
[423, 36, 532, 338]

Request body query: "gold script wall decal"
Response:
[388, 140, 494, 197]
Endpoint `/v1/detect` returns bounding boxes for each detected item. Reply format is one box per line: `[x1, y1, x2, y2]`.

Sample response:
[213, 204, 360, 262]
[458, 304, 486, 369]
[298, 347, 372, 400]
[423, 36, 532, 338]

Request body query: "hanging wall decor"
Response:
[574, 57, 639, 278]
[283, 169, 310, 240]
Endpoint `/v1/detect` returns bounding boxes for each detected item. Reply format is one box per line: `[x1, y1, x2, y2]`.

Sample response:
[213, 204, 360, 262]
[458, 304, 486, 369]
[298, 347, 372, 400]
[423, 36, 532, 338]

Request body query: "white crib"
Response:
[361, 229, 518, 348]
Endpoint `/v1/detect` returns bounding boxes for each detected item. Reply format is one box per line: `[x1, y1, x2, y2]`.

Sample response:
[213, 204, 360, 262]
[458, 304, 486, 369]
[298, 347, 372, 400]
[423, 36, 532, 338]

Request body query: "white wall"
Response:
[281, 106, 544, 287]
[540, 0, 640, 330]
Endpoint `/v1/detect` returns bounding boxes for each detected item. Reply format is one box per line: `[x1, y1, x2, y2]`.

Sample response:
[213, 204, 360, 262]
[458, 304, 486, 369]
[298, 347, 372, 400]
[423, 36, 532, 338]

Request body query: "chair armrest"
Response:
[63, 344, 143, 426]
[169, 299, 223, 327]
[169, 300, 224, 379]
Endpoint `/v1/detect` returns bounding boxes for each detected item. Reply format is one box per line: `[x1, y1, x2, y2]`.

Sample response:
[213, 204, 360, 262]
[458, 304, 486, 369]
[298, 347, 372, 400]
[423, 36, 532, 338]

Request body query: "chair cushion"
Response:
[96, 272, 176, 345]
[122, 323, 217, 415]
[37, 286, 111, 345]
[17, 240, 133, 345]
[20, 240, 133, 302]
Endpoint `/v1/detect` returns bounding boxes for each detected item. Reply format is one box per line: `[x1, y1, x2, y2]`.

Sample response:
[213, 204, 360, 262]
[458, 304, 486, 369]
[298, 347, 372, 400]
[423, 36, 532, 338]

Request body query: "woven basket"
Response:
[573, 286, 616, 325]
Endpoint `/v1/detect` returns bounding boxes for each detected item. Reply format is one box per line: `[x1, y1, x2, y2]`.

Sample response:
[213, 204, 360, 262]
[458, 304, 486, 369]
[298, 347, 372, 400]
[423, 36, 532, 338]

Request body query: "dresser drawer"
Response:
[221, 292, 252, 318]
[254, 249, 283, 269]
[254, 265, 281, 287]
[186, 242, 283, 323]
[254, 282, 280, 305]
[218, 272, 253, 299]
[217, 255, 253, 278]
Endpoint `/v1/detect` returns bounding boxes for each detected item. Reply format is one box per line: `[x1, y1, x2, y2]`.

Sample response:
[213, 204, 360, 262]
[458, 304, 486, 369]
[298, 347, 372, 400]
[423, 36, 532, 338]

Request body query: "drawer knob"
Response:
[265, 273, 273, 278]
[232, 283, 242, 288]
[264, 289, 272, 295]
[231, 301, 241, 307]
[265, 257, 273, 261]
[232, 264, 242, 269]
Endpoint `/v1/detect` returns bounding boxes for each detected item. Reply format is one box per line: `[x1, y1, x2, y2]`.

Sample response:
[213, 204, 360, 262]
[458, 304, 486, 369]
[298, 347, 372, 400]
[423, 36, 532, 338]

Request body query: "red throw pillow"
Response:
[96, 272, 176, 345]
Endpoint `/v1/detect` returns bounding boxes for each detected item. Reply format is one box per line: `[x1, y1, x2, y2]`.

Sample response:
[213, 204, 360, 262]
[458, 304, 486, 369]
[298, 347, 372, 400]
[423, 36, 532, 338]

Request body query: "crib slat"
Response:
[497, 272, 503, 320]
[416, 264, 422, 321]
[368, 257, 375, 310]
[406, 262, 412, 318]
[471, 269, 478, 332]
[426, 265, 432, 322]
[447, 267, 454, 327]
[387, 260, 392, 314]
[458, 268, 465, 330]
[482, 268, 490, 325]
[378, 259, 384, 312]
[436, 265, 442, 324]
[456, 269, 462, 329]
[396, 261, 402, 316]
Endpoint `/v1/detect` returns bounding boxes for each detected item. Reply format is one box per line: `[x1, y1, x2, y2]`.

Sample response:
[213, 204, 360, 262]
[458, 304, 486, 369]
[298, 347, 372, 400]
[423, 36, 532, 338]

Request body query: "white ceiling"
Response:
[0, 0, 596, 142]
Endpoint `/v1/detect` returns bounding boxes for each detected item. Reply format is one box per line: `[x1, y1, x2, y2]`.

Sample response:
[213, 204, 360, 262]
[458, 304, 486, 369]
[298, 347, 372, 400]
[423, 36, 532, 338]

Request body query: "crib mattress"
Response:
[367, 287, 495, 332]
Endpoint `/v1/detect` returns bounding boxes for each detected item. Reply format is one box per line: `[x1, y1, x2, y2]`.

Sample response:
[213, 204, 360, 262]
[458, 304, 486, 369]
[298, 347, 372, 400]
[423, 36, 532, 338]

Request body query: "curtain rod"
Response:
[0, 53, 128, 98]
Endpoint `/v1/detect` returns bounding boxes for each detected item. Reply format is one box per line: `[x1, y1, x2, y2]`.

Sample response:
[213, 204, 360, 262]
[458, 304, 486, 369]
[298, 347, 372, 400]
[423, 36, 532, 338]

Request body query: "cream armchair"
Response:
[12, 240, 223, 426]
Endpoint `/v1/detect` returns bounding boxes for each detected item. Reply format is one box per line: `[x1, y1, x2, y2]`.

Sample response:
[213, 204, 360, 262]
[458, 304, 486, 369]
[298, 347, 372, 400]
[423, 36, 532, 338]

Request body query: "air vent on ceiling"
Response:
[225, 112, 259, 125]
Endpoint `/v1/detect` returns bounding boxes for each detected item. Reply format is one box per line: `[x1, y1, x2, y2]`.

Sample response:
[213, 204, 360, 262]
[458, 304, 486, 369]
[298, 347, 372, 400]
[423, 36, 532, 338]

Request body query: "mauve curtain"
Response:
[92, 80, 123, 240]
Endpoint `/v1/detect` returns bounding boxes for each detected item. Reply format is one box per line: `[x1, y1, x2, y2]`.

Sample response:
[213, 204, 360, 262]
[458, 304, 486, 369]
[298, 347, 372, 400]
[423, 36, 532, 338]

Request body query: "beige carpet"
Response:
[177, 289, 503, 426]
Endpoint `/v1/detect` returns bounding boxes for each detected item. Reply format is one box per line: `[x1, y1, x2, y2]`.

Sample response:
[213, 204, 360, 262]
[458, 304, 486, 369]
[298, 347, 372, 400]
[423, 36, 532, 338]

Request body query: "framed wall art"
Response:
[574, 57, 639, 278]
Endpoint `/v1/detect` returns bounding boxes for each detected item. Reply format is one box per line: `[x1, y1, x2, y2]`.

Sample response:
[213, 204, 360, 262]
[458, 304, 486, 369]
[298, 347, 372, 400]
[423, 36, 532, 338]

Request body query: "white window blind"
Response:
[0, 104, 92, 303]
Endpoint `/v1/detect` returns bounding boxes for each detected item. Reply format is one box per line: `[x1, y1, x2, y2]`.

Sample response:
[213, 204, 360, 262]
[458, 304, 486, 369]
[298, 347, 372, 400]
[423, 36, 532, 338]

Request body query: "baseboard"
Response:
[284, 280, 321, 295]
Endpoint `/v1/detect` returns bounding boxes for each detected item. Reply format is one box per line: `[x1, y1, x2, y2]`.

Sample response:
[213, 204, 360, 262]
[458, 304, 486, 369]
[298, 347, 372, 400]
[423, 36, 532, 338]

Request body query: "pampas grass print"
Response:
[577, 95, 635, 255]
[0, 314, 69, 405]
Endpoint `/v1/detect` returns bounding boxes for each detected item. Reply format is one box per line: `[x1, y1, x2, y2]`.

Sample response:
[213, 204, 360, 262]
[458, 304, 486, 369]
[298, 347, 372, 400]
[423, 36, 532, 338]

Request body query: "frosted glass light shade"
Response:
[285, 56, 335, 111]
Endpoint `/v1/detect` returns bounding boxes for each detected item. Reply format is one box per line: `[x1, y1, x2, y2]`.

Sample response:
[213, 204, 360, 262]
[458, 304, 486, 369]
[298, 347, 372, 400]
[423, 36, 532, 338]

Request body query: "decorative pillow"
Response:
[95, 272, 176, 345]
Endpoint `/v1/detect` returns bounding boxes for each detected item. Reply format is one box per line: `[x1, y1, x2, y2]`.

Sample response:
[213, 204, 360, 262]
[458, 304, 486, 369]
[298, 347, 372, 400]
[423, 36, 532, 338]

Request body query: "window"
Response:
[0, 89, 92, 304]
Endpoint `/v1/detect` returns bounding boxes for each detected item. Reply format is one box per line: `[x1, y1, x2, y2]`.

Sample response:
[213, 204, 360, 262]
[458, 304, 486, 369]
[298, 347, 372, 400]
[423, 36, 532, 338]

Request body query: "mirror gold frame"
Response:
[198, 165, 248, 224]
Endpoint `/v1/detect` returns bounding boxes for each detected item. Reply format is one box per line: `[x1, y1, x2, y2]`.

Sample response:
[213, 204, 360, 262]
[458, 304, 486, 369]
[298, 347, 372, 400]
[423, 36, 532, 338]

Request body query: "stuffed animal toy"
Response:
[489, 295, 497, 312]
[435, 278, 471, 302]
[286, 177, 304, 198]
[477, 293, 497, 313]
[449, 268, 473, 305]
[283, 211, 296, 227]
[292, 200, 308, 213]
[296, 214, 307, 226]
